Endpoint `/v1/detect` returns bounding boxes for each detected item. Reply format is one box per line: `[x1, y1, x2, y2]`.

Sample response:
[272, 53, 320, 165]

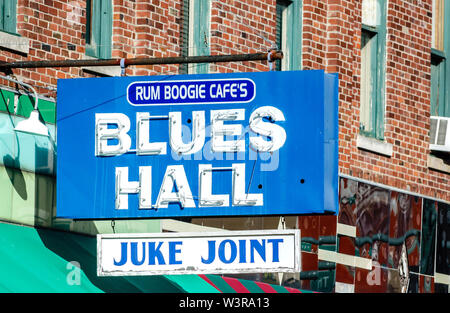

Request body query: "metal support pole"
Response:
[0, 52, 283, 71]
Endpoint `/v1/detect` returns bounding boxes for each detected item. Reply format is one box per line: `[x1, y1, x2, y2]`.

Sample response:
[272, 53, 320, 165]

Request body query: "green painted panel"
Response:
[0, 0, 4, 32]
[2, 0, 17, 34]
[99, 0, 112, 59]
[276, 0, 302, 71]
[430, 56, 443, 117]
[14, 94, 34, 118]
[86, 0, 112, 59]
[275, 1, 285, 71]
[14, 94, 56, 124]
[37, 98, 56, 124]
[0, 0, 17, 34]
[192, 0, 210, 74]
[86, 0, 100, 58]
[442, 1, 450, 117]
[0, 89, 56, 125]
[287, 0, 302, 70]
[375, 0, 387, 140]
[179, 0, 189, 74]
[359, 0, 387, 140]
[0, 89, 15, 113]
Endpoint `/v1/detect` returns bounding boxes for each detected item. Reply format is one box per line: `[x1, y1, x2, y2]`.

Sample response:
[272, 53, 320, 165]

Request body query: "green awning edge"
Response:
[164, 274, 221, 293]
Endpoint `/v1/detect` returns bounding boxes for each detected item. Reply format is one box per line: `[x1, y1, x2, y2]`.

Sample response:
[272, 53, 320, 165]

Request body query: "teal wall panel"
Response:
[0, 112, 15, 168]
[0, 165, 56, 227]
[10, 169, 37, 226]
[0, 165, 12, 221]
[34, 173, 55, 227]
[0, 112, 56, 176]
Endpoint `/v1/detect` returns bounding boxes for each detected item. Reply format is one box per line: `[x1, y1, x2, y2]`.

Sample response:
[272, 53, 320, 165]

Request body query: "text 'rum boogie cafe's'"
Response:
[56, 70, 338, 280]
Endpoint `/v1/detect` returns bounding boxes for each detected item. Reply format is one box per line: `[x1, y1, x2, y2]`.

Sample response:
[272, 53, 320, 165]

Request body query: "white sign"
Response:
[97, 230, 300, 276]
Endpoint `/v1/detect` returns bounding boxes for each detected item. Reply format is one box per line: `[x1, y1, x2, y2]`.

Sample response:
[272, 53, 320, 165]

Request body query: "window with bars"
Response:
[359, 0, 386, 140]
[0, 0, 17, 34]
[180, 0, 210, 74]
[275, 0, 289, 71]
[431, 0, 450, 118]
[275, 0, 302, 71]
[86, 0, 112, 59]
[180, 0, 190, 74]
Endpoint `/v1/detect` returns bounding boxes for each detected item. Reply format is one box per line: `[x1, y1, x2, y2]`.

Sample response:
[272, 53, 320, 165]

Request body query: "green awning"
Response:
[0, 222, 218, 293]
[196, 274, 314, 293]
[0, 222, 308, 293]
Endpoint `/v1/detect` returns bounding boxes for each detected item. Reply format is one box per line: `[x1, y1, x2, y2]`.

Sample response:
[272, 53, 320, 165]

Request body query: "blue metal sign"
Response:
[56, 70, 338, 219]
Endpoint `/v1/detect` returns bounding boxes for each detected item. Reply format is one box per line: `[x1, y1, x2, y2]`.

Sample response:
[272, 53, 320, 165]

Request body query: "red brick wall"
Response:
[12, 0, 88, 89]
[209, 0, 275, 73]
[384, 0, 438, 197]
[302, 0, 327, 70]
[128, 0, 181, 75]
[5, 0, 185, 90]
[301, 0, 449, 202]
[0, 0, 448, 202]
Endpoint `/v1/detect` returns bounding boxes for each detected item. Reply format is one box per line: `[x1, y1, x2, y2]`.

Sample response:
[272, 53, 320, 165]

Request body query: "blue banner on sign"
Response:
[56, 70, 339, 219]
[127, 78, 256, 105]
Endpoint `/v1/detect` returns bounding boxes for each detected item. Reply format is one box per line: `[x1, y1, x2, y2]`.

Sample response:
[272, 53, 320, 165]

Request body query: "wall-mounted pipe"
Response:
[0, 52, 283, 71]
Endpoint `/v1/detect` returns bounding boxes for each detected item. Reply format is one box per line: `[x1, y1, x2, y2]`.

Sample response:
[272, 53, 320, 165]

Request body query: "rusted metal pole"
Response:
[0, 51, 283, 70]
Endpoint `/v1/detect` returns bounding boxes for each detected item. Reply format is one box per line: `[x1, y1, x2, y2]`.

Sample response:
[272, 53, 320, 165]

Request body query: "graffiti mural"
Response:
[355, 183, 390, 268]
[389, 192, 421, 273]
[436, 202, 450, 276]
[421, 199, 437, 276]
[297, 177, 450, 293]
[227, 177, 449, 293]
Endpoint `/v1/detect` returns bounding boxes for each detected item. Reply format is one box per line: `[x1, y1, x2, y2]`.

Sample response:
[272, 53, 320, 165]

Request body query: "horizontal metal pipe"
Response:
[0, 52, 283, 70]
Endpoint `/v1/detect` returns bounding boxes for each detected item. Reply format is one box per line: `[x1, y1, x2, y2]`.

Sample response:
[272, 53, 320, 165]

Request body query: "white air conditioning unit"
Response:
[429, 116, 450, 153]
